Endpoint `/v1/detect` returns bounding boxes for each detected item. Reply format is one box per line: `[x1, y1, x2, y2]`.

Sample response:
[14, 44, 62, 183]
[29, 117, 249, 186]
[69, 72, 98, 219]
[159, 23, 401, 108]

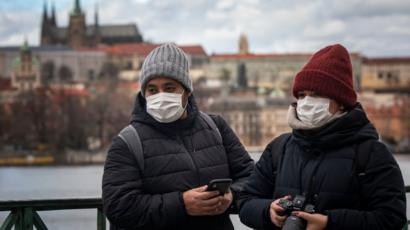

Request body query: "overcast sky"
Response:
[0, 0, 409, 57]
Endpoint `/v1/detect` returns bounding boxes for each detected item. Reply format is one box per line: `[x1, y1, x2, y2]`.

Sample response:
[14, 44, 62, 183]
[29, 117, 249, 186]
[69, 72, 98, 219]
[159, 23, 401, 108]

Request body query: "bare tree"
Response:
[0, 104, 10, 149]
[87, 81, 133, 148]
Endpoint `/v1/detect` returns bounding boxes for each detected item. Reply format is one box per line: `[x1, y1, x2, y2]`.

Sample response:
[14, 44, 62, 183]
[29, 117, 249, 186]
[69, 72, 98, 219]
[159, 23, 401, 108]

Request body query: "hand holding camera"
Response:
[270, 196, 290, 228]
[277, 195, 316, 230]
[292, 211, 328, 230]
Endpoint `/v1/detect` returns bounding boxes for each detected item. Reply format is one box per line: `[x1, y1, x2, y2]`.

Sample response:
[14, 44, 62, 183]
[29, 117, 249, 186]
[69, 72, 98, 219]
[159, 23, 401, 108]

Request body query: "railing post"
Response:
[97, 208, 106, 230]
[23, 207, 34, 230]
[15, 208, 24, 230]
[403, 222, 409, 230]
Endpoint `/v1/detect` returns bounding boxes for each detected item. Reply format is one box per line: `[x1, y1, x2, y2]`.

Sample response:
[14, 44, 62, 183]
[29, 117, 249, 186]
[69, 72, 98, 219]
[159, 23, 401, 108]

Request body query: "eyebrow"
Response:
[163, 82, 177, 87]
[146, 84, 158, 88]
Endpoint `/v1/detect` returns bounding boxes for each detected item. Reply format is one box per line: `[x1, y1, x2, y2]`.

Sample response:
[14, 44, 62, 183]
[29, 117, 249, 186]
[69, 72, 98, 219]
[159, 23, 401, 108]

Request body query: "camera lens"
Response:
[282, 215, 306, 230]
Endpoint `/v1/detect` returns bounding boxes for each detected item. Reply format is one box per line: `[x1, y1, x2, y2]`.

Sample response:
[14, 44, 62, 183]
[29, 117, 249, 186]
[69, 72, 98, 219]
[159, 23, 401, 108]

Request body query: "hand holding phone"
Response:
[206, 178, 232, 195]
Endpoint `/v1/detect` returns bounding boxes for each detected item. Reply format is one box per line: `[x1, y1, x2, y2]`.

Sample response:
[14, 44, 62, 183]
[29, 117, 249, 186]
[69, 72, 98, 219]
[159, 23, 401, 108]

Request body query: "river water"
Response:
[1, 153, 409, 229]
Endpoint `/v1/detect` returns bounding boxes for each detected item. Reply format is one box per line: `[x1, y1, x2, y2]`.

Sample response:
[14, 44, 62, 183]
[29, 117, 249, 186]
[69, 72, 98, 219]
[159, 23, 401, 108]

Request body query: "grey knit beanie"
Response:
[139, 43, 192, 96]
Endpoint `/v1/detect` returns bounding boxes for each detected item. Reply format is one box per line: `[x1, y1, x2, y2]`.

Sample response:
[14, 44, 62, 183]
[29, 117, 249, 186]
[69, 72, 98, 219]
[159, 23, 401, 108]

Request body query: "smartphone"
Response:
[206, 178, 232, 195]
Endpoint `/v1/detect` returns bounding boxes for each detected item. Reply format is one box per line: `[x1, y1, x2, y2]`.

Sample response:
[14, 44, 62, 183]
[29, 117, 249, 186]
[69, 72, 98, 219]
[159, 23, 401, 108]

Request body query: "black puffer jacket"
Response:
[102, 93, 254, 230]
[239, 105, 406, 230]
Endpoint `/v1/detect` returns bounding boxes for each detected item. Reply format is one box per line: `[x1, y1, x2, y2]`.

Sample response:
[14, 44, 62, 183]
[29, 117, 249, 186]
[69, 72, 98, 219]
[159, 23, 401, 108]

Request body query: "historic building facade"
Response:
[11, 41, 41, 91]
[209, 93, 291, 148]
[361, 57, 410, 92]
[0, 45, 106, 85]
[41, 0, 143, 49]
[206, 35, 363, 93]
[105, 43, 209, 82]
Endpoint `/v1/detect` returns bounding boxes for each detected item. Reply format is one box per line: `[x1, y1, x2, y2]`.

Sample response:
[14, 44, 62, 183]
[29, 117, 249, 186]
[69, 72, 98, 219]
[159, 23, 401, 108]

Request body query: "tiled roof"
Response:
[52, 24, 143, 44]
[180, 45, 207, 55]
[363, 57, 410, 64]
[99, 24, 140, 37]
[211, 53, 312, 60]
[211, 52, 362, 60]
[106, 43, 207, 56]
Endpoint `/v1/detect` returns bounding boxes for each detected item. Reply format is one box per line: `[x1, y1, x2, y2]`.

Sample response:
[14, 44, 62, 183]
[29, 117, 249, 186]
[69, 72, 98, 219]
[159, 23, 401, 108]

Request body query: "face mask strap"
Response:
[180, 89, 190, 110]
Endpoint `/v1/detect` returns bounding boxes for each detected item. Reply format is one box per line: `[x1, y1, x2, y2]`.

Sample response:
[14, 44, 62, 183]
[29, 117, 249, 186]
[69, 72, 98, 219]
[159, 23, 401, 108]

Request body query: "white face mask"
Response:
[296, 96, 334, 127]
[146, 91, 187, 123]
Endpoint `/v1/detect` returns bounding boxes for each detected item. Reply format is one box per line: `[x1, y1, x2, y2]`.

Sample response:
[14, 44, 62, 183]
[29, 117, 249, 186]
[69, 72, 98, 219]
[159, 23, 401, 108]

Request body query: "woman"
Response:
[238, 44, 406, 230]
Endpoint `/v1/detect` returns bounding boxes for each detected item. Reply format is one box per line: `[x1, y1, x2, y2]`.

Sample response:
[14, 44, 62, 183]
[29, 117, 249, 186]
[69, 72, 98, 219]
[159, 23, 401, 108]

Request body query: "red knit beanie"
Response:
[292, 44, 357, 108]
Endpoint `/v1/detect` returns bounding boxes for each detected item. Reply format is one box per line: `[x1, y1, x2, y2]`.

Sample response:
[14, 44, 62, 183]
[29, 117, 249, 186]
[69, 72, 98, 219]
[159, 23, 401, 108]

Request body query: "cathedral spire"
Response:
[50, 0, 57, 26]
[42, 0, 48, 21]
[94, 3, 99, 27]
[41, 1, 52, 45]
[94, 3, 100, 41]
[71, 0, 82, 16]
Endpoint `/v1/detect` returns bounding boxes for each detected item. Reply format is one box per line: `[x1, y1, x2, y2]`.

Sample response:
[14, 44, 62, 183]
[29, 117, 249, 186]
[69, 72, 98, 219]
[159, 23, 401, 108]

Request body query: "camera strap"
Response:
[302, 152, 326, 204]
[272, 133, 292, 177]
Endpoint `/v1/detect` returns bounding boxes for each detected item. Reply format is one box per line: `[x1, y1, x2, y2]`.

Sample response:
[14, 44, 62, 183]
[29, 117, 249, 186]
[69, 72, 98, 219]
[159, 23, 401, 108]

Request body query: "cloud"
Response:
[0, 6, 40, 45]
[324, 0, 410, 19]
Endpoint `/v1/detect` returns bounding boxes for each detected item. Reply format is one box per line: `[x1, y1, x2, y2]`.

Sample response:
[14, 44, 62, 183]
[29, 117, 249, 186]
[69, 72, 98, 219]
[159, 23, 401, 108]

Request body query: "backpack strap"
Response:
[117, 113, 221, 174]
[272, 133, 292, 176]
[200, 112, 223, 144]
[118, 125, 144, 173]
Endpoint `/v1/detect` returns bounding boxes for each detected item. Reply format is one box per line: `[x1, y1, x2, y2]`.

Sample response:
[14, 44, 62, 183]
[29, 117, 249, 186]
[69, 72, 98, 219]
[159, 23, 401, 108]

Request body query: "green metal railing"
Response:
[403, 186, 410, 230]
[0, 198, 105, 230]
[1, 186, 410, 230]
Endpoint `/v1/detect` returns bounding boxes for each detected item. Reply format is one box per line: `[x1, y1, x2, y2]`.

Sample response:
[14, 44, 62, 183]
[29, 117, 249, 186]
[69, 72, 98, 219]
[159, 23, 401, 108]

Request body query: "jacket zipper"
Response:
[176, 134, 201, 186]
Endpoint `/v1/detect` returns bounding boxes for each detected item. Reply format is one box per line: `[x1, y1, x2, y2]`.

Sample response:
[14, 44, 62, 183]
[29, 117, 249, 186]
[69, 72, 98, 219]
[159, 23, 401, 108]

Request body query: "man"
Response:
[102, 43, 254, 230]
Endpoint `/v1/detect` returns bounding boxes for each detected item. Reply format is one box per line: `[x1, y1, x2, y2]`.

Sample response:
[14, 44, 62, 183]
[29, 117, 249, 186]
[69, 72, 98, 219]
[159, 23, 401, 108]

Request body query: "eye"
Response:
[297, 92, 306, 99]
[311, 92, 320, 97]
[146, 87, 158, 95]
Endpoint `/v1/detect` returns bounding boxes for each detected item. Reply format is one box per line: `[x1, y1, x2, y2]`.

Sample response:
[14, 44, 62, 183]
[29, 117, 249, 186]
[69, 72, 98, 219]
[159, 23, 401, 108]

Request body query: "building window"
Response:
[88, 70, 95, 81]
[191, 56, 203, 68]
[126, 61, 133, 70]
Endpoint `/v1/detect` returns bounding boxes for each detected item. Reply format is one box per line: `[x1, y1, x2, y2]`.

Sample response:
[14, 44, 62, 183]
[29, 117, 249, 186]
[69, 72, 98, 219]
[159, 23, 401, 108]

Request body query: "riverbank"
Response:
[0, 150, 408, 166]
[0, 149, 107, 166]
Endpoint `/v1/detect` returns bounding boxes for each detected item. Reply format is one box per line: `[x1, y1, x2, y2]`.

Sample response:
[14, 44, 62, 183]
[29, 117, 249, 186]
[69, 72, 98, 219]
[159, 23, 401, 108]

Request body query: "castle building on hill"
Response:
[40, 0, 143, 49]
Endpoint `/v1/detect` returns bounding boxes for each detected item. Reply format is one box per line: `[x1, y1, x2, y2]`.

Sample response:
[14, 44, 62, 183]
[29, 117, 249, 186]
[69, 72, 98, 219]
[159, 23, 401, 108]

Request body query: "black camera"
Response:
[278, 195, 315, 230]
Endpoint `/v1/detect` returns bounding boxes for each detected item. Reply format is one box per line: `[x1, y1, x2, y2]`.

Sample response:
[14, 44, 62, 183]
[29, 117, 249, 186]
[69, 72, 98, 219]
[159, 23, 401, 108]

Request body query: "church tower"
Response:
[40, 1, 52, 45]
[239, 33, 249, 55]
[68, 0, 86, 49]
[50, 1, 57, 27]
[93, 4, 101, 47]
[12, 40, 41, 91]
